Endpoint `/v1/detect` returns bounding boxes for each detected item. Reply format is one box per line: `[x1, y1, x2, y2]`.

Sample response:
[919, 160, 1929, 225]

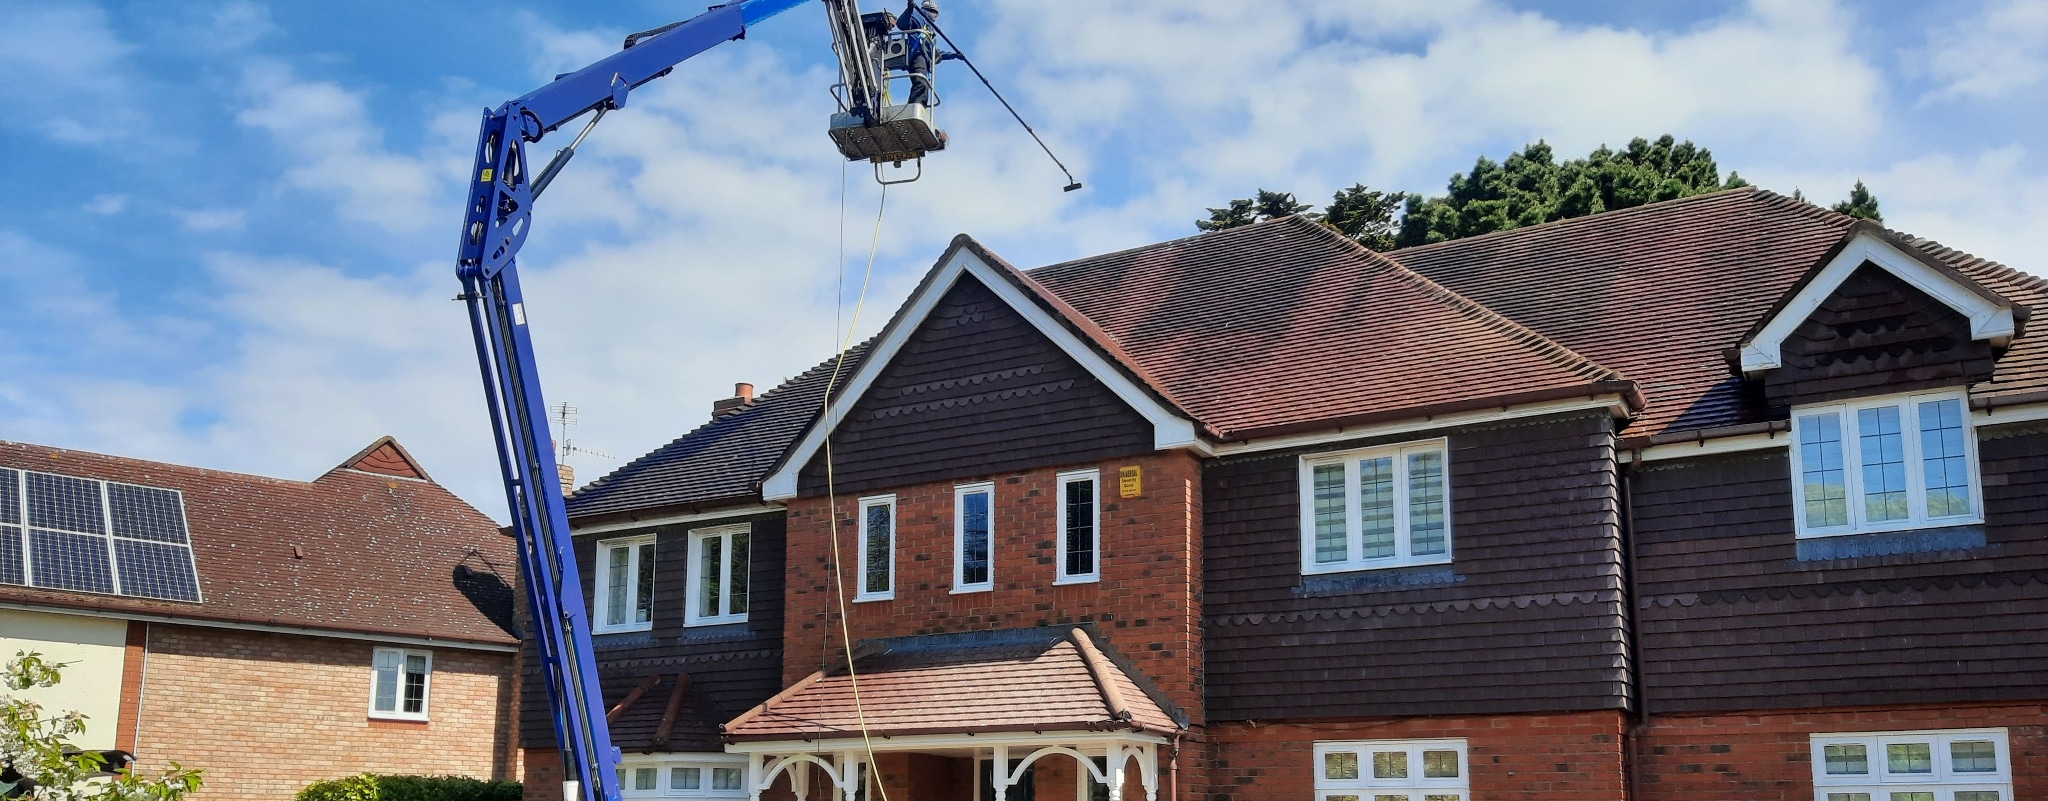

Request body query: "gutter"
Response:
[1217, 381, 1643, 444]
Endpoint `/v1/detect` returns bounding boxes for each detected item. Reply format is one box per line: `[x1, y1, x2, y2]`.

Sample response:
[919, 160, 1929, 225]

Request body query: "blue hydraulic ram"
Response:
[451, 2, 941, 801]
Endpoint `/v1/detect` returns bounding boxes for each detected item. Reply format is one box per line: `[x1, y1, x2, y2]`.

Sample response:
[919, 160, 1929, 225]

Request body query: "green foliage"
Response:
[297, 775, 522, 801]
[1320, 184, 1404, 252]
[1196, 189, 1312, 232]
[1831, 179, 1883, 223]
[3, 652, 203, 801]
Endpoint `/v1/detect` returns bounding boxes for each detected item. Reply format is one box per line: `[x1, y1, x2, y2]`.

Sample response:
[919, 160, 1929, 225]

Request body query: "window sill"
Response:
[368, 713, 430, 724]
[1795, 524, 1987, 562]
[594, 624, 654, 636]
[683, 616, 748, 628]
[951, 585, 992, 595]
[1052, 575, 1099, 586]
[1796, 516, 1984, 540]
[854, 593, 894, 603]
[1302, 556, 1453, 576]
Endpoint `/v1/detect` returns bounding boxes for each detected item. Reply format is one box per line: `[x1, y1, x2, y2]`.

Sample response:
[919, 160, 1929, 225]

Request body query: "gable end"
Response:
[1761, 263, 2000, 408]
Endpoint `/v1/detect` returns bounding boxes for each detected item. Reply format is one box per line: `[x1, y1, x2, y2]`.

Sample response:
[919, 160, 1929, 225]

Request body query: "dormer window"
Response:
[1791, 389, 1980, 538]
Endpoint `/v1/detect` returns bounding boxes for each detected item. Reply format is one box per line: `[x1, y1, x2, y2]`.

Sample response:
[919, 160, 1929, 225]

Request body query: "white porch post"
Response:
[790, 759, 810, 801]
[1139, 743, 1159, 801]
[1105, 742, 1125, 801]
[834, 752, 859, 801]
[748, 753, 765, 801]
[992, 744, 1010, 801]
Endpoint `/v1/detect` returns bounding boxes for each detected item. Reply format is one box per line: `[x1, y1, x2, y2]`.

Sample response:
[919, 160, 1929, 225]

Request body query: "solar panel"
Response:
[26, 471, 104, 534]
[114, 539, 201, 602]
[108, 483, 189, 544]
[0, 526, 21, 586]
[0, 469, 18, 525]
[28, 529, 115, 594]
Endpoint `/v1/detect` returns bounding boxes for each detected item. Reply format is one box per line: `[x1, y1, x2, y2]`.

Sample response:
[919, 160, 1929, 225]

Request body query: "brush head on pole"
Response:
[1063, 181, 1083, 192]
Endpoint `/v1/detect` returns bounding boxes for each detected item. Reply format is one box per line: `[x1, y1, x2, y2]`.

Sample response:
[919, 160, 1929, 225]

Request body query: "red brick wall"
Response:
[1635, 702, 2048, 801]
[783, 451, 1205, 723]
[134, 624, 516, 800]
[1207, 711, 1627, 801]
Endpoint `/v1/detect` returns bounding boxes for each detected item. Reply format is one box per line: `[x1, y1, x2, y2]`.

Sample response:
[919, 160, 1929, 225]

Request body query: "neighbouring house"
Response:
[523, 187, 2048, 801]
[0, 437, 523, 800]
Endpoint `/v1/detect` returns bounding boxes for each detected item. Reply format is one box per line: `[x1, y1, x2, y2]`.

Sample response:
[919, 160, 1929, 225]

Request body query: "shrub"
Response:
[298, 774, 521, 801]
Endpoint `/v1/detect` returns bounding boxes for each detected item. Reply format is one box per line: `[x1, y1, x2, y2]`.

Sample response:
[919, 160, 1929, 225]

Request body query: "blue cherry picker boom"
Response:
[451, 3, 984, 801]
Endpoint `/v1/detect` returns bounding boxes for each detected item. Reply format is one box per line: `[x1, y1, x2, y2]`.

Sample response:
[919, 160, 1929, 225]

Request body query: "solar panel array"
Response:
[0, 467, 202, 602]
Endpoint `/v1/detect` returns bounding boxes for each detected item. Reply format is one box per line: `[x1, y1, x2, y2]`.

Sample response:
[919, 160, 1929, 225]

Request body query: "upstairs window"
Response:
[1791, 391, 1980, 538]
[1056, 469, 1100, 584]
[1314, 738, 1467, 801]
[595, 535, 656, 633]
[1810, 728, 2010, 801]
[857, 495, 895, 601]
[369, 647, 431, 720]
[954, 482, 994, 593]
[1299, 440, 1451, 574]
[685, 524, 749, 627]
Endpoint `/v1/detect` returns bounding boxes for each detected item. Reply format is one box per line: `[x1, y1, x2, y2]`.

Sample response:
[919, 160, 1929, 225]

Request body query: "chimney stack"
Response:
[712, 382, 756, 419]
[558, 463, 576, 495]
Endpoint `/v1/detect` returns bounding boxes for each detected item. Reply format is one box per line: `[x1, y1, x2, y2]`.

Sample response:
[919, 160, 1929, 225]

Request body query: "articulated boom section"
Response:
[451, 3, 815, 801]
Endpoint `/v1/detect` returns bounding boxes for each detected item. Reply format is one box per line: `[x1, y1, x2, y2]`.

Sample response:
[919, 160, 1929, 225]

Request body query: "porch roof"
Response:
[722, 627, 1182, 742]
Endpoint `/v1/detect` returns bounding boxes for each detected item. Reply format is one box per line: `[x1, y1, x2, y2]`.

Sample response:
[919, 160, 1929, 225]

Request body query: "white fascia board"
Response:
[1628, 432, 1787, 463]
[571, 504, 782, 536]
[1975, 399, 2048, 426]
[723, 729, 1169, 755]
[1741, 233, 2017, 373]
[1208, 395, 1632, 458]
[761, 248, 1203, 501]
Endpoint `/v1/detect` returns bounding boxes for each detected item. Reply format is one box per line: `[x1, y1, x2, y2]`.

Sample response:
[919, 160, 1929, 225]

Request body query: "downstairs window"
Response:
[1314, 738, 1467, 801]
[1810, 728, 2010, 801]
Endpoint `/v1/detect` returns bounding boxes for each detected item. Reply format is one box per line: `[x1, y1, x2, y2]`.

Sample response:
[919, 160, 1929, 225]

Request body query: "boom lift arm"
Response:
[452, 3, 923, 801]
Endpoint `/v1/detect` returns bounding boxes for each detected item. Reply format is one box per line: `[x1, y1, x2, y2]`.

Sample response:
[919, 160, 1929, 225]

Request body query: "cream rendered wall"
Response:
[0, 608, 128, 750]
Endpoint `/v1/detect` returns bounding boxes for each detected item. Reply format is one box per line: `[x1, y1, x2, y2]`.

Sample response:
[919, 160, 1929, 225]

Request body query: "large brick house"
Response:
[528, 188, 2048, 801]
[0, 437, 523, 799]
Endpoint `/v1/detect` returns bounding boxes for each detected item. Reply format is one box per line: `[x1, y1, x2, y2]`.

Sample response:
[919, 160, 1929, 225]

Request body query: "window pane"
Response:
[635, 542, 655, 624]
[1407, 452, 1447, 556]
[1358, 457, 1395, 559]
[1371, 796, 1408, 801]
[1313, 464, 1348, 564]
[730, 531, 750, 615]
[961, 491, 990, 585]
[372, 659, 399, 712]
[671, 767, 700, 790]
[1888, 794, 1934, 801]
[1955, 792, 2001, 801]
[1951, 740, 1997, 772]
[865, 504, 893, 593]
[1325, 796, 1360, 801]
[606, 546, 630, 626]
[1825, 744, 1869, 775]
[1064, 479, 1095, 577]
[1919, 399, 1971, 517]
[1886, 743, 1933, 774]
[1324, 752, 1359, 780]
[700, 535, 723, 616]
[1422, 796, 1461, 801]
[1858, 406, 1909, 522]
[1800, 413, 1850, 527]
[403, 654, 427, 714]
[1825, 795, 1871, 801]
[1422, 750, 1459, 778]
[711, 768, 743, 791]
[1372, 751, 1408, 779]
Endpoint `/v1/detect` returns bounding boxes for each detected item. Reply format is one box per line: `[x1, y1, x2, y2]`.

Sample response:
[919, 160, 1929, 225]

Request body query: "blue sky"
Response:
[4, 0, 2046, 517]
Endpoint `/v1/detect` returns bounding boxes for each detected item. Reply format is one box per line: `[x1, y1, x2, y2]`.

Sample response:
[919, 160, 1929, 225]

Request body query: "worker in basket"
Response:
[898, 0, 940, 106]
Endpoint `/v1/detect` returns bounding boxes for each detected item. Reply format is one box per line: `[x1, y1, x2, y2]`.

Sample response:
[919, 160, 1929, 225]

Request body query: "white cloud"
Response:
[83, 194, 128, 215]
[1919, 0, 2048, 101]
[172, 208, 247, 232]
[235, 61, 447, 235]
[0, 0, 142, 145]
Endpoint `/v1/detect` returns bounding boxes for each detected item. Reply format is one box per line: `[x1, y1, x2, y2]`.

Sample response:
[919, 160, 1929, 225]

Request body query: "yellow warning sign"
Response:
[1118, 465, 1142, 498]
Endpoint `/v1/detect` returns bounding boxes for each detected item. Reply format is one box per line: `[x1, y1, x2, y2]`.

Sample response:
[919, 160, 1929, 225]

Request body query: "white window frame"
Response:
[953, 482, 995, 593]
[618, 754, 749, 799]
[1055, 468, 1101, 585]
[1790, 389, 1982, 539]
[594, 534, 657, 633]
[1313, 738, 1469, 800]
[1809, 728, 2011, 801]
[856, 495, 896, 602]
[1298, 439, 1453, 575]
[684, 524, 750, 627]
[367, 646, 432, 721]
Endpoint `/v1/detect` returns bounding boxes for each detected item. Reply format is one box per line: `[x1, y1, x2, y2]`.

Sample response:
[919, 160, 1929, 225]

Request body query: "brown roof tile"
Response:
[1027, 216, 1635, 441]
[0, 439, 517, 646]
[722, 627, 1179, 741]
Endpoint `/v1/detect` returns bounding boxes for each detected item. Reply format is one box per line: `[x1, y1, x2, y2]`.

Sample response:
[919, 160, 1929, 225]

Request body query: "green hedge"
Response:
[297, 774, 523, 801]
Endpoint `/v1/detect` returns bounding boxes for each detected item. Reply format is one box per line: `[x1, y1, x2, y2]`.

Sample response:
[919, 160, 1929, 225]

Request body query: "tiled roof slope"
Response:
[1392, 188, 2048, 437]
[565, 344, 871, 523]
[1026, 216, 1635, 440]
[0, 439, 517, 645]
[1909, 236, 2048, 404]
[724, 627, 1179, 741]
